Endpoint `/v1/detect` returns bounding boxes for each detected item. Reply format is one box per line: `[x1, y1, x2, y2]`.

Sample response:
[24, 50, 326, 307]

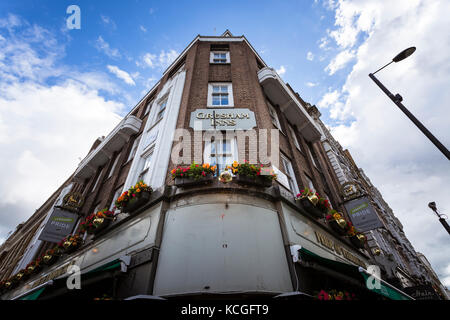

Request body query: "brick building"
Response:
[0, 30, 439, 300]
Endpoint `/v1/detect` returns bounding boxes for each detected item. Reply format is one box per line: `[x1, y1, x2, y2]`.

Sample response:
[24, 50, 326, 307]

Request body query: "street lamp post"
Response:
[428, 202, 450, 235]
[369, 47, 450, 161]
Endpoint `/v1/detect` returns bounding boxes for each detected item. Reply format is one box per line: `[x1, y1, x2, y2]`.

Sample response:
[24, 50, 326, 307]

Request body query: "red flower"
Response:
[318, 290, 330, 300]
[132, 194, 136, 197]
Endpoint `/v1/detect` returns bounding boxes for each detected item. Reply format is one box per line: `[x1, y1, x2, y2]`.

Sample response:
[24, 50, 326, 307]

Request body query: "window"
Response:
[280, 154, 299, 195]
[207, 83, 234, 107]
[144, 99, 154, 116]
[210, 51, 230, 64]
[91, 168, 103, 192]
[154, 97, 168, 124]
[127, 136, 141, 162]
[204, 137, 238, 174]
[305, 174, 315, 192]
[288, 124, 302, 151]
[144, 122, 159, 151]
[107, 152, 121, 179]
[267, 101, 282, 131]
[307, 143, 318, 168]
[137, 147, 154, 184]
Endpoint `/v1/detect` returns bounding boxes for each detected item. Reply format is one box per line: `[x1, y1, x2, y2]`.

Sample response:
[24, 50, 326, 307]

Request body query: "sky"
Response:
[0, 0, 449, 288]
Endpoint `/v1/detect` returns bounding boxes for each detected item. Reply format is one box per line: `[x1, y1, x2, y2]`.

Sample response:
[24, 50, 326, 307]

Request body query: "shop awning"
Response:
[297, 247, 413, 300]
[13, 280, 54, 301]
[358, 267, 413, 301]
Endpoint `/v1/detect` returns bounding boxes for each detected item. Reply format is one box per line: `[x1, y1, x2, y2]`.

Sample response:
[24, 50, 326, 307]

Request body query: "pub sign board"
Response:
[403, 285, 441, 300]
[38, 207, 79, 243]
[189, 108, 256, 131]
[344, 196, 383, 232]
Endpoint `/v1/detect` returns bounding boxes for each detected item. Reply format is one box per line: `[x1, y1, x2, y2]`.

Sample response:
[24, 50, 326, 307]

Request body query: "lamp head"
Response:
[428, 201, 437, 212]
[392, 47, 416, 62]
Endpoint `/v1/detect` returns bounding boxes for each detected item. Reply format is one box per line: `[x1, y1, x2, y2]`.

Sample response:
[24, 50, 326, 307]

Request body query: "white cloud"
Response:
[100, 15, 117, 30]
[107, 65, 136, 85]
[158, 49, 179, 68]
[325, 49, 355, 75]
[0, 16, 123, 241]
[306, 82, 319, 87]
[324, 0, 450, 285]
[307, 51, 314, 61]
[138, 49, 179, 69]
[95, 35, 121, 58]
[276, 65, 286, 76]
[140, 25, 147, 32]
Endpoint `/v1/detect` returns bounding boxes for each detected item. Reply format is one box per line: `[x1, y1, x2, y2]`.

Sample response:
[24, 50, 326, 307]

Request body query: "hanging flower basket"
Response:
[13, 269, 28, 284]
[325, 211, 349, 236]
[115, 181, 153, 214]
[81, 209, 115, 235]
[349, 234, 366, 249]
[120, 190, 152, 214]
[226, 161, 276, 187]
[295, 188, 330, 219]
[42, 248, 61, 266]
[59, 234, 83, 255]
[25, 259, 42, 276]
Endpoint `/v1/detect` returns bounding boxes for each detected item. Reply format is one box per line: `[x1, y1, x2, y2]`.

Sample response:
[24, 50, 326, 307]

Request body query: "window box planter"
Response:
[121, 190, 152, 214]
[42, 253, 59, 266]
[174, 174, 214, 188]
[297, 196, 325, 219]
[235, 174, 273, 188]
[349, 234, 366, 249]
[87, 217, 113, 235]
[61, 235, 83, 255]
[328, 218, 348, 236]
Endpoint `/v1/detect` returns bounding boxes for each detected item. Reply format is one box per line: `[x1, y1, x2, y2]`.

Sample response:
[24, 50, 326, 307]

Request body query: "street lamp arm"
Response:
[368, 73, 450, 161]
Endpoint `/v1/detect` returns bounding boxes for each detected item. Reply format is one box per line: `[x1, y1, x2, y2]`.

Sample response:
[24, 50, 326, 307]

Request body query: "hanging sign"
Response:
[38, 207, 79, 243]
[344, 196, 383, 232]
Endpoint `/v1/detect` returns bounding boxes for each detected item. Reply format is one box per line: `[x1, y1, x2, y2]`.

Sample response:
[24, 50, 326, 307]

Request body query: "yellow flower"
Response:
[333, 213, 342, 220]
[232, 161, 238, 168]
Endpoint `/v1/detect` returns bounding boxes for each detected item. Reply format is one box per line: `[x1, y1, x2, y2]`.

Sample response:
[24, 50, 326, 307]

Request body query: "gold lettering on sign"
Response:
[314, 231, 366, 268]
[196, 111, 250, 125]
[30, 261, 74, 289]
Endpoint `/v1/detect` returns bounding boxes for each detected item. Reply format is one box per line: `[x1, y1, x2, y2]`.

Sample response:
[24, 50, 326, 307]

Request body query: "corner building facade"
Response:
[0, 31, 434, 300]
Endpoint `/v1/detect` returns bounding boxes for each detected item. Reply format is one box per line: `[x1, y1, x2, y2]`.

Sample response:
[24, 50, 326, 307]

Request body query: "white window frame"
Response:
[210, 51, 230, 64]
[127, 136, 141, 162]
[267, 101, 282, 131]
[280, 153, 299, 195]
[153, 96, 168, 125]
[204, 137, 238, 174]
[143, 122, 160, 152]
[137, 146, 155, 184]
[207, 83, 234, 107]
[144, 99, 154, 116]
